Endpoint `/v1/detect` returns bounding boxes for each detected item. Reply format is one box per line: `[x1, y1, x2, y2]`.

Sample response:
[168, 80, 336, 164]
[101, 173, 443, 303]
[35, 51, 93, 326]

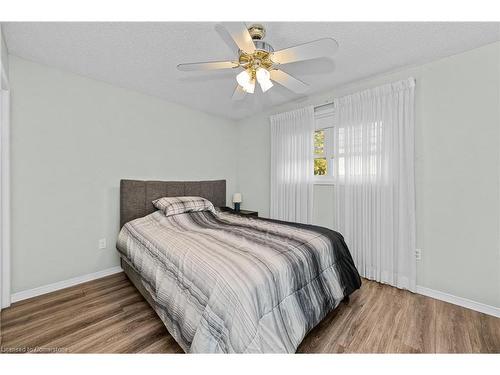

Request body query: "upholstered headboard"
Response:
[120, 179, 226, 227]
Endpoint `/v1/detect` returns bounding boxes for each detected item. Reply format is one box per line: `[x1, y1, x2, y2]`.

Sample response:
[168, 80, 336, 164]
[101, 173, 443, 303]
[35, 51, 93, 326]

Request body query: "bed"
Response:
[116, 179, 361, 353]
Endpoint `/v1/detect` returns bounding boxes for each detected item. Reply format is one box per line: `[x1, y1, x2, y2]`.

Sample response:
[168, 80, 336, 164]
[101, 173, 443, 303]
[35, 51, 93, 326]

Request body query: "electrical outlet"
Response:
[98, 238, 107, 250]
[415, 248, 422, 260]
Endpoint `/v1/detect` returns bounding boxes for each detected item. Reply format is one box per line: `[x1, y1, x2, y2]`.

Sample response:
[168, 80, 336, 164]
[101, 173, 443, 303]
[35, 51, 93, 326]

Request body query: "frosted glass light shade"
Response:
[232, 193, 242, 203]
[236, 70, 250, 87]
[256, 67, 273, 92]
[244, 79, 255, 94]
[259, 77, 273, 92]
[236, 70, 255, 93]
[256, 67, 270, 81]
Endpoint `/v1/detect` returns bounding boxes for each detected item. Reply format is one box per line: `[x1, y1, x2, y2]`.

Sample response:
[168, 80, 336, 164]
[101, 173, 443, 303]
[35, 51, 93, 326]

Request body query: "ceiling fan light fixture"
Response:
[256, 67, 273, 92]
[177, 23, 331, 100]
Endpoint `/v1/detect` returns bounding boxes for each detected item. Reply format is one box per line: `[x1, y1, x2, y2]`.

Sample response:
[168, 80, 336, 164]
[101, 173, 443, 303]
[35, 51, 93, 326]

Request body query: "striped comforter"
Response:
[116, 210, 361, 353]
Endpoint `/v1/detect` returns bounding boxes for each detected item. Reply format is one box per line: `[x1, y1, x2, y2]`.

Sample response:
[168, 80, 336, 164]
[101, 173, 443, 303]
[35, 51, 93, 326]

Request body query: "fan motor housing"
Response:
[254, 40, 274, 53]
[248, 24, 266, 40]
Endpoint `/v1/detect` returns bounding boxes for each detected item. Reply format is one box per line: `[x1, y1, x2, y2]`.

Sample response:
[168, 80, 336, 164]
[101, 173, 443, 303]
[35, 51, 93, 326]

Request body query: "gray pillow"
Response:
[152, 196, 216, 217]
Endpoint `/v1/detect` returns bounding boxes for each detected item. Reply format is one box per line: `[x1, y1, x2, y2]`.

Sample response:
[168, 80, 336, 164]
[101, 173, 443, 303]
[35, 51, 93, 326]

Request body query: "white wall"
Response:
[10, 56, 238, 293]
[236, 42, 500, 308]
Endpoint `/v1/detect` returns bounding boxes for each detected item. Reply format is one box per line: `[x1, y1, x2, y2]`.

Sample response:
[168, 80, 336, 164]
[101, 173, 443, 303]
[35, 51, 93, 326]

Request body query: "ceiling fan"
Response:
[177, 23, 339, 100]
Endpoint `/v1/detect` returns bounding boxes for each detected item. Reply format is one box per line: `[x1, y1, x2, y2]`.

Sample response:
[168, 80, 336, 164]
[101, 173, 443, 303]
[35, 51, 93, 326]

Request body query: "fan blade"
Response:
[215, 24, 240, 53]
[271, 38, 339, 65]
[270, 69, 309, 94]
[232, 85, 247, 101]
[221, 22, 256, 54]
[177, 60, 238, 71]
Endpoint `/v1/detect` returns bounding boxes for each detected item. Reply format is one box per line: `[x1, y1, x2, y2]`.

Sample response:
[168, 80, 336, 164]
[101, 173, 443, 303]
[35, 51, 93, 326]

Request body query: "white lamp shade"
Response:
[236, 70, 250, 87]
[256, 67, 273, 92]
[258, 77, 273, 92]
[236, 70, 255, 94]
[244, 79, 255, 94]
[236, 69, 257, 94]
[232, 193, 242, 203]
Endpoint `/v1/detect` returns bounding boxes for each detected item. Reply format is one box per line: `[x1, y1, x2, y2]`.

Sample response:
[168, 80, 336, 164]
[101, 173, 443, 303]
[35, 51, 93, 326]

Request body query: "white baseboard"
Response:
[11, 266, 123, 304]
[416, 286, 500, 318]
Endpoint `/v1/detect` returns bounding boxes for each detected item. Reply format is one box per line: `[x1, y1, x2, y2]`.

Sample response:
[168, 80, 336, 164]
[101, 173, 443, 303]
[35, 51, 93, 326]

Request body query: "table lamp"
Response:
[232, 193, 242, 212]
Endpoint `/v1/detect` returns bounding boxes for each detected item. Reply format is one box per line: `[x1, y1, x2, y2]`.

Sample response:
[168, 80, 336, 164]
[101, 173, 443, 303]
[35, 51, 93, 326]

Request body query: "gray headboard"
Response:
[120, 179, 226, 227]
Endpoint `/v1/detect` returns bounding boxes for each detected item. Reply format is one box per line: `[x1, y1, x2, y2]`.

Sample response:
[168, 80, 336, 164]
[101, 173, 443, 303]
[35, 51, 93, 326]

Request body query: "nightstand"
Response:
[220, 207, 258, 217]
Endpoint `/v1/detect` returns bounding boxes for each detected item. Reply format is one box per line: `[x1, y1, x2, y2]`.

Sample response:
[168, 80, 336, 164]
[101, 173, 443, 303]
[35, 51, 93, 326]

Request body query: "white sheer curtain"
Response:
[270, 106, 315, 224]
[333, 78, 416, 291]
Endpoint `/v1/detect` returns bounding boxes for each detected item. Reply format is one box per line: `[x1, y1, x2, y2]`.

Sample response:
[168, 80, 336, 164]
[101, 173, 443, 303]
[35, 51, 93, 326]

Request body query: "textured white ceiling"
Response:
[3, 22, 499, 120]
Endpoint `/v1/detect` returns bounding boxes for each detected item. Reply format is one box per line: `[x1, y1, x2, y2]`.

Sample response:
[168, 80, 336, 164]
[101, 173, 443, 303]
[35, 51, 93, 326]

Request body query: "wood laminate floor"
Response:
[1, 272, 499, 353]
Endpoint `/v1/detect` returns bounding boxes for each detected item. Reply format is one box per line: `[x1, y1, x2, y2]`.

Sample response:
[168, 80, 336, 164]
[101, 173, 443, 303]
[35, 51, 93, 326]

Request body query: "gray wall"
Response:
[236, 42, 500, 307]
[1, 27, 8, 76]
[10, 56, 238, 293]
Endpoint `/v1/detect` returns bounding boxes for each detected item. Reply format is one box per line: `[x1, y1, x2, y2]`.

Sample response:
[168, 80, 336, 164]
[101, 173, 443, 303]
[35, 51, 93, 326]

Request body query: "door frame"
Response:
[1, 64, 10, 309]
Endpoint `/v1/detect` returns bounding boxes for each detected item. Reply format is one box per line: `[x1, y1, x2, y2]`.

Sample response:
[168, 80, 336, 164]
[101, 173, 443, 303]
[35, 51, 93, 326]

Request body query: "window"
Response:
[314, 129, 327, 176]
[313, 105, 334, 182]
[335, 122, 382, 179]
[313, 104, 383, 182]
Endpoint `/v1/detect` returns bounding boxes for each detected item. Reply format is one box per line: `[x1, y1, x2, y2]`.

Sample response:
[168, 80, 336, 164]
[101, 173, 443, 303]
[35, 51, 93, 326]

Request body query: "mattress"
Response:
[116, 209, 361, 353]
